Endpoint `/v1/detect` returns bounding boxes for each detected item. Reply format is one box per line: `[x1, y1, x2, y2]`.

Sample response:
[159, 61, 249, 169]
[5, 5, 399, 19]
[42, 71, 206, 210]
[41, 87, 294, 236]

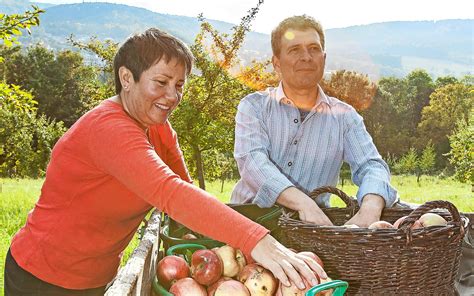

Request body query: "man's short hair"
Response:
[271, 15, 325, 57]
[113, 28, 194, 94]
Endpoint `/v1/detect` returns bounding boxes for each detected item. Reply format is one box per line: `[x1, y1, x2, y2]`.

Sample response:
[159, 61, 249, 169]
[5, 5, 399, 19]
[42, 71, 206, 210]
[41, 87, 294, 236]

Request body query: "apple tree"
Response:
[0, 83, 65, 177]
[171, 1, 264, 189]
[0, 5, 44, 49]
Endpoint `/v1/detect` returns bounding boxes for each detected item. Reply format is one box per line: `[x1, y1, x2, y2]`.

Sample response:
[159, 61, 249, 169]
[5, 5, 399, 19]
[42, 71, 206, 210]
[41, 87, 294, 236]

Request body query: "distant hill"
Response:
[2, 1, 472, 79]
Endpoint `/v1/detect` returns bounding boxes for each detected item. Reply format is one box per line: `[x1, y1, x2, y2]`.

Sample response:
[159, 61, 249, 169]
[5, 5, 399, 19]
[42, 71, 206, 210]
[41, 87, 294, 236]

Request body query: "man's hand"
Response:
[277, 187, 333, 226]
[345, 194, 385, 227]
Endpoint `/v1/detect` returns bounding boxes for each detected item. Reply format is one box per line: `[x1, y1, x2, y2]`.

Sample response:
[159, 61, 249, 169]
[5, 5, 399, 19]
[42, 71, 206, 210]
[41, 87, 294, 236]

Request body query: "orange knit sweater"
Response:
[10, 100, 268, 289]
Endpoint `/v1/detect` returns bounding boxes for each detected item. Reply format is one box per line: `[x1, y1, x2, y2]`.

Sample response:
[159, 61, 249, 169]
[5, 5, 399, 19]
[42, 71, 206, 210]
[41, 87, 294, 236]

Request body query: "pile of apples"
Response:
[156, 244, 331, 296]
[366, 212, 448, 230]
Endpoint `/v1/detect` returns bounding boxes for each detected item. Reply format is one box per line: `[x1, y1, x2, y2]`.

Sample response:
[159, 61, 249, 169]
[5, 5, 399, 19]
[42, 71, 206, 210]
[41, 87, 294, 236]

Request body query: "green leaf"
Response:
[11, 28, 22, 36]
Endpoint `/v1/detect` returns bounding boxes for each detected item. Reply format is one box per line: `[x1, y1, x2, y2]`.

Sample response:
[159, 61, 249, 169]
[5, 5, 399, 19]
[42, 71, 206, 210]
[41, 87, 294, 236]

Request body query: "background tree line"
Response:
[1, 4, 472, 188]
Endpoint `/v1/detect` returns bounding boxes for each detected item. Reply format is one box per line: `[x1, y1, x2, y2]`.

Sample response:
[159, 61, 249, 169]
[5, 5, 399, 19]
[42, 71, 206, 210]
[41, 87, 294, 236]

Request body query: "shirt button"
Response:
[294, 119, 299, 123]
[293, 140, 298, 145]
[288, 162, 293, 166]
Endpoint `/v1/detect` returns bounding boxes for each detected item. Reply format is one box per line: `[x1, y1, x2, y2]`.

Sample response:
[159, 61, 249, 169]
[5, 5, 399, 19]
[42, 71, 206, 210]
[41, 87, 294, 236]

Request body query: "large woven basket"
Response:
[278, 186, 468, 295]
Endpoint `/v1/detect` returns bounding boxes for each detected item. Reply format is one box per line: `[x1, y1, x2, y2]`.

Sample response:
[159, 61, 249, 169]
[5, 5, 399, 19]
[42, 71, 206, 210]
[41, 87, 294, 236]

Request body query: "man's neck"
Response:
[282, 83, 320, 110]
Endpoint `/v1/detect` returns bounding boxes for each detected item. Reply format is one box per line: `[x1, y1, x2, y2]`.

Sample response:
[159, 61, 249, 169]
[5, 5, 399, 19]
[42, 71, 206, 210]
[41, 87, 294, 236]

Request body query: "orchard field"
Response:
[1, 176, 472, 295]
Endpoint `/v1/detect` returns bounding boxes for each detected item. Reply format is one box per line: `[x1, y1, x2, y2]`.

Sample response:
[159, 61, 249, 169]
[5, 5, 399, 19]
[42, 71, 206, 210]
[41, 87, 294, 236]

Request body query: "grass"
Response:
[1, 176, 472, 294]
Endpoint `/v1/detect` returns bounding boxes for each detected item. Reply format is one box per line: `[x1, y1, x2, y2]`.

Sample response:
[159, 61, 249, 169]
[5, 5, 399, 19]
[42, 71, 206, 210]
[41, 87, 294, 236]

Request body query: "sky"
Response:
[32, 0, 474, 33]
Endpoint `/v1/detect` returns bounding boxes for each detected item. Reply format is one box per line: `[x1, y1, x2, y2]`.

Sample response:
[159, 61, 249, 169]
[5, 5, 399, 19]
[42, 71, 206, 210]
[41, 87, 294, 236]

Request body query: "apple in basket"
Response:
[214, 279, 250, 296]
[393, 216, 422, 229]
[342, 224, 359, 228]
[368, 220, 395, 229]
[238, 263, 278, 296]
[169, 277, 207, 296]
[419, 213, 447, 227]
[207, 277, 231, 296]
[191, 249, 223, 286]
[214, 245, 247, 277]
[156, 255, 190, 289]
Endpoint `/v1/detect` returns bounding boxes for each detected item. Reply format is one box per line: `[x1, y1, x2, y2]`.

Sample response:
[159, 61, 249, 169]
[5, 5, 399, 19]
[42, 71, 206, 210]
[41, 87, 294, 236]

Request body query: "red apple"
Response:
[169, 277, 207, 296]
[298, 251, 324, 269]
[156, 255, 190, 289]
[214, 245, 247, 278]
[238, 263, 278, 296]
[368, 220, 395, 229]
[214, 279, 250, 296]
[191, 249, 223, 286]
[276, 278, 311, 296]
[419, 213, 447, 227]
[207, 277, 231, 296]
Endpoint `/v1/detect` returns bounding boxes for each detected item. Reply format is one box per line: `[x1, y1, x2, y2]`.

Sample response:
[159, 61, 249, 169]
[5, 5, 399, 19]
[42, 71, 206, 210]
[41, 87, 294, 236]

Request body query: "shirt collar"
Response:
[274, 82, 333, 110]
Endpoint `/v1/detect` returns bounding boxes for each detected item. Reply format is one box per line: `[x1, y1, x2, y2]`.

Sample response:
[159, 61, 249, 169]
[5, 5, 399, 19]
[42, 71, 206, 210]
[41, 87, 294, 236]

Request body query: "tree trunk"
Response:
[221, 176, 225, 193]
[192, 145, 206, 190]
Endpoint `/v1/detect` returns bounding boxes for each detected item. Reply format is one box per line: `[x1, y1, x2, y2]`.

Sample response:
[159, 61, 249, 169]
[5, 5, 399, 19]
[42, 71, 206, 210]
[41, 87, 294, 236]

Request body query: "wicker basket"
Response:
[278, 186, 468, 295]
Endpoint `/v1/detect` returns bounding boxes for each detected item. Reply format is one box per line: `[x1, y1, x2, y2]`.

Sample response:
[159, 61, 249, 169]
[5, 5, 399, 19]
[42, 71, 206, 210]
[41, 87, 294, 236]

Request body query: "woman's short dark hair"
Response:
[271, 15, 325, 57]
[113, 28, 194, 94]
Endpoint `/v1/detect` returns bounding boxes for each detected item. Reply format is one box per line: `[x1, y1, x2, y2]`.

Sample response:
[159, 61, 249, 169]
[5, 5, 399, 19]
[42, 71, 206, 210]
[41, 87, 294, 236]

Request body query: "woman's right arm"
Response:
[88, 114, 325, 287]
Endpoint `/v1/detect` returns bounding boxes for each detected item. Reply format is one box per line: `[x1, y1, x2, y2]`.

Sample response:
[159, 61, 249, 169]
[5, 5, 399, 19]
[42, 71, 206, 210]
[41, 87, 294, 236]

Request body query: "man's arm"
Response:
[342, 109, 398, 226]
[345, 194, 385, 227]
[277, 187, 333, 226]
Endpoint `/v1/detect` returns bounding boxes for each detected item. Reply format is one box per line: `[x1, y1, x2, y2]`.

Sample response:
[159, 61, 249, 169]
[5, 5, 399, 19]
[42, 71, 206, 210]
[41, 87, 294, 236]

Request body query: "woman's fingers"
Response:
[251, 234, 328, 290]
[278, 259, 306, 289]
[263, 260, 290, 287]
[296, 253, 327, 277]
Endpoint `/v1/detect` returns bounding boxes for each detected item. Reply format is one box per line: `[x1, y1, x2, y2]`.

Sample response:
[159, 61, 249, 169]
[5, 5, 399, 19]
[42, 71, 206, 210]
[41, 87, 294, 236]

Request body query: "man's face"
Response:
[272, 28, 326, 91]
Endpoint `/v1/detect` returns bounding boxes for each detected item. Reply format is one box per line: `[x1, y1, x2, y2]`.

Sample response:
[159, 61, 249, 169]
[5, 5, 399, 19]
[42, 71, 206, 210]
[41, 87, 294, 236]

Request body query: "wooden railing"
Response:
[105, 210, 161, 296]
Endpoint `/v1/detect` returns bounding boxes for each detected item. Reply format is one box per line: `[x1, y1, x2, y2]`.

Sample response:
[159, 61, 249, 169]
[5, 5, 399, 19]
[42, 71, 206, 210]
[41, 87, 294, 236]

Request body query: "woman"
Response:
[4, 28, 326, 295]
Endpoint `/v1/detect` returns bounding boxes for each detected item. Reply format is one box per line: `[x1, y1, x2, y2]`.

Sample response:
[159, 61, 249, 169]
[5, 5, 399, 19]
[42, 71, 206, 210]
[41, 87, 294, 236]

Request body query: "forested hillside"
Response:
[2, 1, 472, 79]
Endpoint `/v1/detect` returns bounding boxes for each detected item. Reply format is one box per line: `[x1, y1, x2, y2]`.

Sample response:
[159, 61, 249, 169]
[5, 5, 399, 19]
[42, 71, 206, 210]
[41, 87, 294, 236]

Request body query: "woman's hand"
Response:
[250, 234, 327, 289]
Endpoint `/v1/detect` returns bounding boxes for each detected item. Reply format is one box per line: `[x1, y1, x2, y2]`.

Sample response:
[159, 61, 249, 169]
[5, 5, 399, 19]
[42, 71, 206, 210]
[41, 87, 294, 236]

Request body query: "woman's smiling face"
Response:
[120, 57, 186, 127]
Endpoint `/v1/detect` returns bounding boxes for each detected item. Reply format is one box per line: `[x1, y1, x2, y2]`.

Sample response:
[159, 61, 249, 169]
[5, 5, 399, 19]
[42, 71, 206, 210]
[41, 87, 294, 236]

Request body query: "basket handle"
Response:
[308, 186, 357, 209]
[306, 280, 349, 296]
[166, 243, 207, 256]
[281, 186, 357, 218]
[399, 200, 465, 243]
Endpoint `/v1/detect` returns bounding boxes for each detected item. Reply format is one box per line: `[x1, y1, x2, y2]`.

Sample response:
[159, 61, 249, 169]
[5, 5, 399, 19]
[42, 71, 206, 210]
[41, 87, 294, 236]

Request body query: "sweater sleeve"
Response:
[149, 122, 193, 183]
[88, 114, 268, 257]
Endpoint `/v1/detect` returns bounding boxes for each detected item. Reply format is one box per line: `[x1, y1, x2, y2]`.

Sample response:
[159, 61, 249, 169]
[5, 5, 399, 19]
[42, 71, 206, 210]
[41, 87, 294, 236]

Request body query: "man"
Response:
[231, 15, 398, 227]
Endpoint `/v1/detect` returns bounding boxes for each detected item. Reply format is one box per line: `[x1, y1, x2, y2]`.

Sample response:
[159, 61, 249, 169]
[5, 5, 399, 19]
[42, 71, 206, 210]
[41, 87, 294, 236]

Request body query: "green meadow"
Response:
[1, 176, 472, 294]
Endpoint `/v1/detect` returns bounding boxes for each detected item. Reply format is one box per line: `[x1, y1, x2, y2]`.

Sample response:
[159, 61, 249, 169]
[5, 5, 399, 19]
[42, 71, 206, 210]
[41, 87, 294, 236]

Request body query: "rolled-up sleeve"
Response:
[343, 109, 398, 207]
[234, 97, 293, 207]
